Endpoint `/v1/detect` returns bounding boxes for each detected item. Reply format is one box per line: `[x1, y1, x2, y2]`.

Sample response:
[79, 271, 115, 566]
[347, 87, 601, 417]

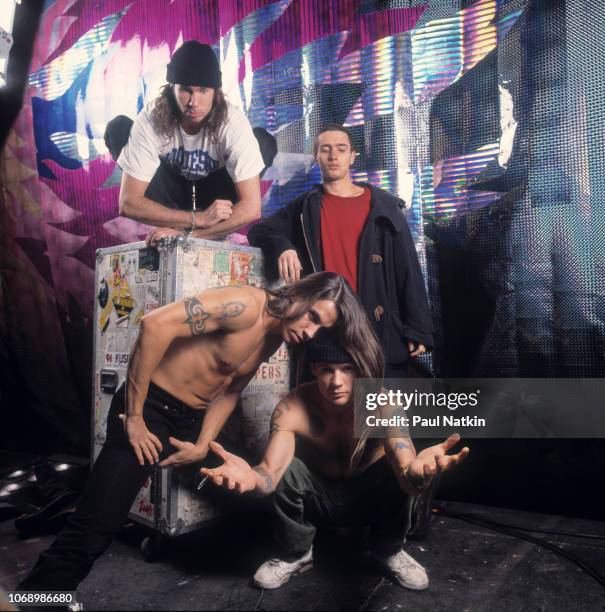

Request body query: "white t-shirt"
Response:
[118, 99, 264, 184]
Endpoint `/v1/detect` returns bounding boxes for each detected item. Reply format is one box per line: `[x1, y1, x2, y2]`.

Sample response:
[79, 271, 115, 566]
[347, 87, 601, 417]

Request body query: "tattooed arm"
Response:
[250, 399, 303, 494]
[384, 437, 420, 495]
[384, 426, 470, 495]
[201, 398, 301, 495]
[378, 391, 419, 494]
[122, 286, 259, 466]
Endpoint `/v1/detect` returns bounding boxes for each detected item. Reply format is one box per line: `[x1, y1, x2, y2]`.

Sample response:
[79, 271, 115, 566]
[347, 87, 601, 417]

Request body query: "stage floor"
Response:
[2, 499, 604, 611]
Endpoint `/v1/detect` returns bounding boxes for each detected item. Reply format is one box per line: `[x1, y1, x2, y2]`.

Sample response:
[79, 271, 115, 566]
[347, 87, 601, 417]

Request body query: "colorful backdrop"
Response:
[0, 0, 602, 483]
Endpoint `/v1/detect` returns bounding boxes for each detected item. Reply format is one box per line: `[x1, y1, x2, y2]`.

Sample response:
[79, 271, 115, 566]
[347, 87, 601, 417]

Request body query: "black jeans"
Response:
[273, 457, 412, 560]
[18, 383, 204, 592]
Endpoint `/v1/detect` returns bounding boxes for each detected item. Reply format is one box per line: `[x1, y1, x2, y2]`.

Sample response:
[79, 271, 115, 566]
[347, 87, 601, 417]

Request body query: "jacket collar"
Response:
[305, 182, 404, 233]
[361, 183, 405, 232]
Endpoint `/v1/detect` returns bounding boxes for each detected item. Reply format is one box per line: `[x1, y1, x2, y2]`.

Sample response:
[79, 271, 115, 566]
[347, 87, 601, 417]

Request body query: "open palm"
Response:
[200, 441, 257, 493]
[408, 433, 469, 486]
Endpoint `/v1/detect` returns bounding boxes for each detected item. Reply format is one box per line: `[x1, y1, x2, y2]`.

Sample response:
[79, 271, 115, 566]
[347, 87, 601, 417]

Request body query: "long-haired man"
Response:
[117, 40, 267, 242]
[18, 273, 372, 594]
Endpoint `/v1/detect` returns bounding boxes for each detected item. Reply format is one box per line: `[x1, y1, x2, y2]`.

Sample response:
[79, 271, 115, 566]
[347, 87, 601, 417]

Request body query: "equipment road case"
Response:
[92, 236, 290, 538]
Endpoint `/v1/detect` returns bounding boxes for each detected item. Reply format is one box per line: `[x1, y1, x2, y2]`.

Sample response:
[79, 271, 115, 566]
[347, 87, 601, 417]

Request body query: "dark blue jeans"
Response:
[18, 383, 203, 592]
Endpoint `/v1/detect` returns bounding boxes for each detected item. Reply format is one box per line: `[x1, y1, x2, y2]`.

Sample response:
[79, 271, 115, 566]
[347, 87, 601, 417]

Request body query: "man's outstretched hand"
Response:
[406, 433, 469, 489]
[158, 437, 208, 467]
[200, 441, 257, 493]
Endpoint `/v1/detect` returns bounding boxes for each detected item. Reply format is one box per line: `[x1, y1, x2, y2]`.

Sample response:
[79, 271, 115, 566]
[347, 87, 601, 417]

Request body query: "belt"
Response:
[146, 381, 202, 420]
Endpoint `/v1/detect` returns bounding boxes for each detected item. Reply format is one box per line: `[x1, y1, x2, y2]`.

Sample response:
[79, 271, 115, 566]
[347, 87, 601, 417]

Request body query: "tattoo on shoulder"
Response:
[218, 300, 246, 320]
[395, 442, 408, 450]
[271, 401, 291, 423]
[253, 466, 273, 493]
[183, 297, 211, 335]
[270, 422, 280, 434]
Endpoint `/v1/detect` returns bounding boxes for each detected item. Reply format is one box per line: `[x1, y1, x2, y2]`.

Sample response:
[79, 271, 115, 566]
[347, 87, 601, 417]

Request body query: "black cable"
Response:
[432, 504, 605, 540]
[434, 506, 605, 591]
[252, 589, 264, 611]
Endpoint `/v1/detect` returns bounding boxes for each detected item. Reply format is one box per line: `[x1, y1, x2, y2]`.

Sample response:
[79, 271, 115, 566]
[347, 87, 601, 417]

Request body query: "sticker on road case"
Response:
[104, 352, 130, 367]
[230, 252, 250, 284]
[213, 250, 230, 274]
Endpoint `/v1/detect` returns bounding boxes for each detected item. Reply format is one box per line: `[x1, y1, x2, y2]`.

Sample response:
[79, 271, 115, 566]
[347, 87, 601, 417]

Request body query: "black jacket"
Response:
[248, 183, 435, 365]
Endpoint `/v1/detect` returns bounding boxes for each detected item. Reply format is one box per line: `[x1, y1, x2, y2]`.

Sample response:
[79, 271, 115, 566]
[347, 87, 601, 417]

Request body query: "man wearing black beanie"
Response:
[115, 40, 272, 242]
[202, 328, 469, 592]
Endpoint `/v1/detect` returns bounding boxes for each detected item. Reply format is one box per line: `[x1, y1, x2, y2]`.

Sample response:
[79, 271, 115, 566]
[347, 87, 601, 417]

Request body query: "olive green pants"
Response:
[272, 456, 412, 560]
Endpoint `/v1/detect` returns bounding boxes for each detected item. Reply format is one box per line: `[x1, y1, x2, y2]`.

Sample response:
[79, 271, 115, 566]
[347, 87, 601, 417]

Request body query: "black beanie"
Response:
[166, 41, 222, 88]
[306, 328, 353, 365]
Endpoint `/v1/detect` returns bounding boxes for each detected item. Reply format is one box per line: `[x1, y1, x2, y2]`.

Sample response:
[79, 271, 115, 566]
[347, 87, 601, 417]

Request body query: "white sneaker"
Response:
[253, 547, 314, 589]
[381, 548, 429, 590]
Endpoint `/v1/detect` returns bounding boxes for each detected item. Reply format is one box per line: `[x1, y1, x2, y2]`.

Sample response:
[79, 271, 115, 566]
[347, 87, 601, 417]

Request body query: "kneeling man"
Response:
[202, 330, 469, 590]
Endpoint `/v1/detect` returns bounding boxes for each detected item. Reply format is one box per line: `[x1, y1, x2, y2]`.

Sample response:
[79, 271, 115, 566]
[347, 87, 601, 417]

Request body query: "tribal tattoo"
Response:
[253, 466, 273, 494]
[218, 300, 246, 320]
[183, 297, 211, 335]
[270, 400, 293, 434]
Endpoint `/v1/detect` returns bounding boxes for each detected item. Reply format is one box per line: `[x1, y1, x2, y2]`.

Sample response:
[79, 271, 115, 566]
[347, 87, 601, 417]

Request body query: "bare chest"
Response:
[297, 413, 356, 472]
[210, 332, 273, 377]
[156, 322, 280, 403]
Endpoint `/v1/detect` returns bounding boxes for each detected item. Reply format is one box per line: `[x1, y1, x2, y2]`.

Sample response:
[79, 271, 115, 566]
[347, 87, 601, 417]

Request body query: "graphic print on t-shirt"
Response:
[160, 146, 220, 180]
[118, 100, 264, 184]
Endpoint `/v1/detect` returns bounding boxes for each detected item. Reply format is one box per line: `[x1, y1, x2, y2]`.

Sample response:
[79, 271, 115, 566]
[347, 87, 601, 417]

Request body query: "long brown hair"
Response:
[150, 84, 228, 143]
[266, 271, 384, 380]
[267, 272, 385, 473]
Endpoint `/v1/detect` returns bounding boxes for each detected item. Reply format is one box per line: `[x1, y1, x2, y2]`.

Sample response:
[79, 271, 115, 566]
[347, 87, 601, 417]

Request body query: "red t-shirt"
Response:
[320, 187, 371, 292]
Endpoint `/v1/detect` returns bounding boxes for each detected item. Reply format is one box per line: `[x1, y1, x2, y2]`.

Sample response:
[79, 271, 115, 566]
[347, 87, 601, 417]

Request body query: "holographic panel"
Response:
[28, 7, 128, 100]
[421, 143, 503, 217]
[411, 0, 521, 103]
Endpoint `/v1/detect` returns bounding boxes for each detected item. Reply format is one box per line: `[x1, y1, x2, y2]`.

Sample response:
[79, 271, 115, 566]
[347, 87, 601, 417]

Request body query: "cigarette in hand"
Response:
[196, 475, 209, 491]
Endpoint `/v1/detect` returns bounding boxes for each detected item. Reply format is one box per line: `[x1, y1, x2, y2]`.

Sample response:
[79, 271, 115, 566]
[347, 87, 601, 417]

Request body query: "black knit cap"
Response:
[166, 40, 222, 88]
[306, 328, 353, 364]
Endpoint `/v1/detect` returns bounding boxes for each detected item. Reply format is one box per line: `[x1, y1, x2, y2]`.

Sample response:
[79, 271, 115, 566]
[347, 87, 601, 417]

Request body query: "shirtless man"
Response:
[201, 329, 469, 590]
[18, 272, 371, 593]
